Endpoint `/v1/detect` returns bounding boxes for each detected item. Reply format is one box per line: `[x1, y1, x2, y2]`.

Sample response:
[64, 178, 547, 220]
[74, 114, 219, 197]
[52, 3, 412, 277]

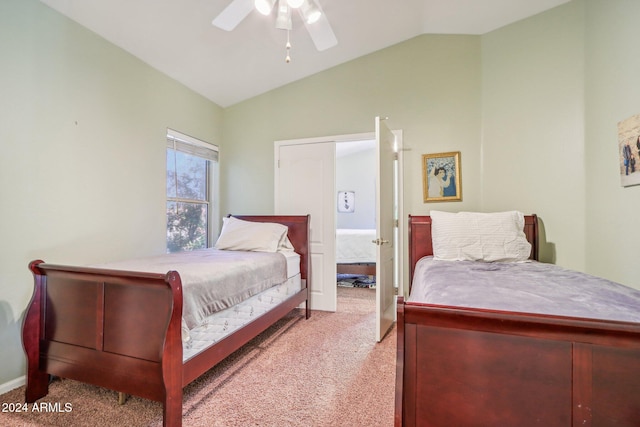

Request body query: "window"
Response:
[166, 129, 219, 253]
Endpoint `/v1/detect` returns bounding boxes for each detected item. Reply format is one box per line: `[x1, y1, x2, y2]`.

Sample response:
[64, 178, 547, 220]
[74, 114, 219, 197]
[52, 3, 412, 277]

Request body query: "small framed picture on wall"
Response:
[337, 191, 355, 213]
[422, 151, 462, 202]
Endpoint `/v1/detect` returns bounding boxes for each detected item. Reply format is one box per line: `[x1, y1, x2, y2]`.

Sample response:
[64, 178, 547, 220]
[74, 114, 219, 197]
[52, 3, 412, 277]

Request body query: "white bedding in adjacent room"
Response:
[336, 229, 376, 263]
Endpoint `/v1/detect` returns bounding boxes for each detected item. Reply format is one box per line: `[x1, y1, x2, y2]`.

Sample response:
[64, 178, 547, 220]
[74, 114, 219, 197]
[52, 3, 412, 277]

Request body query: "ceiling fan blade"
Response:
[299, 2, 337, 51]
[212, 0, 254, 31]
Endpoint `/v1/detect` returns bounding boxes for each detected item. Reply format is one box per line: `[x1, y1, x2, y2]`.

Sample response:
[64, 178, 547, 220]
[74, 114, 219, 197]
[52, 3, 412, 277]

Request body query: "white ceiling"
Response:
[39, 0, 569, 107]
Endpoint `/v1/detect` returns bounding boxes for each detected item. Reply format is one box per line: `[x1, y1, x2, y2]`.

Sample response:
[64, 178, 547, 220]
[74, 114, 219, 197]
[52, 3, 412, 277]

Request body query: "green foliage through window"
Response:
[166, 141, 213, 253]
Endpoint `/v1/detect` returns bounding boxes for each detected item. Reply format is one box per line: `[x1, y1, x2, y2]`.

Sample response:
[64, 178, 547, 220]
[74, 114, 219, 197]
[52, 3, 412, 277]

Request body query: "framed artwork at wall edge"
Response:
[422, 151, 462, 202]
[618, 113, 640, 188]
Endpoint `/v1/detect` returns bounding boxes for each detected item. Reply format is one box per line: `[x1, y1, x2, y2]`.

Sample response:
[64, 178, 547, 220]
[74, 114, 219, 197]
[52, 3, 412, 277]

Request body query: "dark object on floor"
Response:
[337, 274, 376, 288]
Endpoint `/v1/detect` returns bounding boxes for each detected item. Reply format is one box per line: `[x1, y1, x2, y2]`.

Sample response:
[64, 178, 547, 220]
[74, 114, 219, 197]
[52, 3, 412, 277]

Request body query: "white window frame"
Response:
[166, 128, 219, 251]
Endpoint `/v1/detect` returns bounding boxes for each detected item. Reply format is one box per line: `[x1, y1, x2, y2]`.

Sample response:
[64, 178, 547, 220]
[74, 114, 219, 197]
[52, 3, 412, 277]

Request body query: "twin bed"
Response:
[336, 228, 376, 276]
[22, 215, 310, 427]
[396, 211, 640, 426]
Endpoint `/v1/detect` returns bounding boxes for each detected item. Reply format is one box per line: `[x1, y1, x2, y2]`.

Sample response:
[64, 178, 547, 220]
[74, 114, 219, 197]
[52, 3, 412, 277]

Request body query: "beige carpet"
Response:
[1, 287, 396, 426]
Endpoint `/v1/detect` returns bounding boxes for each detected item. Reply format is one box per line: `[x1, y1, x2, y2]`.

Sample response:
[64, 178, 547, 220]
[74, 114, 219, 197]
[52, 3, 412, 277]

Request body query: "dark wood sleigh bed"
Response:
[22, 215, 310, 427]
[395, 214, 640, 426]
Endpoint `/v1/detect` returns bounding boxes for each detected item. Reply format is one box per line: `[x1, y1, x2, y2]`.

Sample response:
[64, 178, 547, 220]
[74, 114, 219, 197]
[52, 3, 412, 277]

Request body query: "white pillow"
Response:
[430, 211, 532, 262]
[278, 234, 295, 252]
[214, 217, 290, 253]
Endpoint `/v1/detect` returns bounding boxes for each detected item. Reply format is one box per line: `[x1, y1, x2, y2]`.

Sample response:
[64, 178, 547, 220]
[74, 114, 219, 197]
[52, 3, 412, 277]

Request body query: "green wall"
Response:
[584, 0, 640, 286]
[0, 0, 223, 386]
[481, 0, 640, 286]
[481, 1, 586, 269]
[221, 35, 483, 217]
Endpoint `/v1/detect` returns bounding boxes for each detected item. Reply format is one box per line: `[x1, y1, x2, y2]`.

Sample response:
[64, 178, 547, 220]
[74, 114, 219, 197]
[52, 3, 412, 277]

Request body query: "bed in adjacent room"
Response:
[336, 228, 376, 276]
[23, 215, 310, 427]
[395, 211, 640, 427]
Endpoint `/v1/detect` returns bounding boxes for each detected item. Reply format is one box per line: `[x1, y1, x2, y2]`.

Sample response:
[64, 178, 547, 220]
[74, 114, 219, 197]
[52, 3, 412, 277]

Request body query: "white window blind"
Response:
[166, 128, 219, 162]
[166, 129, 219, 252]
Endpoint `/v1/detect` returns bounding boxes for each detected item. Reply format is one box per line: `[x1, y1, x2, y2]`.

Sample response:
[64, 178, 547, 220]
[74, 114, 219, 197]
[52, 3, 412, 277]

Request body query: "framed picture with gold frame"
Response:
[422, 151, 462, 202]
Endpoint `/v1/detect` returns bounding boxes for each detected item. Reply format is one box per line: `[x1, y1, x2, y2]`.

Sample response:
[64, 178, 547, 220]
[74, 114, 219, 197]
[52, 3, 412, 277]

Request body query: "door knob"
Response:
[372, 238, 389, 245]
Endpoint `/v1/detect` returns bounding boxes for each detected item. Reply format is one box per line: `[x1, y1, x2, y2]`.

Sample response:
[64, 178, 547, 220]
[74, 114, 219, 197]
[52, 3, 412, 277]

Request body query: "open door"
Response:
[275, 126, 402, 319]
[375, 116, 396, 342]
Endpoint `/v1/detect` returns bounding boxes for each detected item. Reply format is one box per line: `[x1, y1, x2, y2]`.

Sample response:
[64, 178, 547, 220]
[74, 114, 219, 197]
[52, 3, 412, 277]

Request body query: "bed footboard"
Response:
[23, 260, 184, 426]
[395, 299, 640, 426]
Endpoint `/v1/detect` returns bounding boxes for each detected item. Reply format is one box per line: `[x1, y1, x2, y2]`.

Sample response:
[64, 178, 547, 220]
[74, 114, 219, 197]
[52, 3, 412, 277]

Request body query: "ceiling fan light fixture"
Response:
[301, 0, 321, 24]
[212, 0, 337, 55]
[286, 0, 305, 8]
[275, 2, 292, 30]
[255, 0, 276, 15]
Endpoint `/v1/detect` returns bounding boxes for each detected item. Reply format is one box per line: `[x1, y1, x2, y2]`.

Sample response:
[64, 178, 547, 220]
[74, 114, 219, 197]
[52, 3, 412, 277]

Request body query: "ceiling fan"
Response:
[212, 0, 338, 55]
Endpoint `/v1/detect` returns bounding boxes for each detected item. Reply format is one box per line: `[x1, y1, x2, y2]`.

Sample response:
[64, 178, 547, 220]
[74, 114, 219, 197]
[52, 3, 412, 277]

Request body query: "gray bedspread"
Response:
[409, 257, 640, 323]
[96, 249, 287, 329]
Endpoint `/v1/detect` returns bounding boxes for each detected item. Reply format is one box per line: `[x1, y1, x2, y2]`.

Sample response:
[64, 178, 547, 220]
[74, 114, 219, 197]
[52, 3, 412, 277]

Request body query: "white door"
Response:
[375, 117, 396, 342]
[275, 141, 337, 312]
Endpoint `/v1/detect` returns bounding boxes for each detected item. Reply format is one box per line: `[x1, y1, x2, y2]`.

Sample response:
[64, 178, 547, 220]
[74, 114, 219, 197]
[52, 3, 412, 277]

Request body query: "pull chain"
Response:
[285, 30, 291, 63]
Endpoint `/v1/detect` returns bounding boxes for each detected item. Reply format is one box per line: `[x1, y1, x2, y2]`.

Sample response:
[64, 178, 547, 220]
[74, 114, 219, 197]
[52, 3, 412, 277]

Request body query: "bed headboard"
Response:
[408, 214, 539, 285]
[229, 215, 311, 283]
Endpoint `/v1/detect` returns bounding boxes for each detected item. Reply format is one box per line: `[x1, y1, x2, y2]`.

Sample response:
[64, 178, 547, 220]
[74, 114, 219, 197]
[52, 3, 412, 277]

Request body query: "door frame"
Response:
[275, 130, 404, 300]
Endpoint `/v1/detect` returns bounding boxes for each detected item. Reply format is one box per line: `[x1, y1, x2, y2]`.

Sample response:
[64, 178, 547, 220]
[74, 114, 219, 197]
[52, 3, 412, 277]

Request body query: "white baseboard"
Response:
[0, 376, 26, 395]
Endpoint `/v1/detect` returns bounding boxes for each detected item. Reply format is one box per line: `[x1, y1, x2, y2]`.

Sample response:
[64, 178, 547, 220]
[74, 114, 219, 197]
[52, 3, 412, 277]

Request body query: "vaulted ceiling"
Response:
[40, 0, 569, 107]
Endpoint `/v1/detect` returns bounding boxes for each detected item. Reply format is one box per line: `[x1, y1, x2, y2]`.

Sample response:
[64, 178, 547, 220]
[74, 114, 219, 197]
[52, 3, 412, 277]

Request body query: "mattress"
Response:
[182, 251, 300, 361]
[409, 257, 640, 323]
[282, 250, 300, 277]
[183, 272, 302, 361]
[336, 229, 376, 263]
